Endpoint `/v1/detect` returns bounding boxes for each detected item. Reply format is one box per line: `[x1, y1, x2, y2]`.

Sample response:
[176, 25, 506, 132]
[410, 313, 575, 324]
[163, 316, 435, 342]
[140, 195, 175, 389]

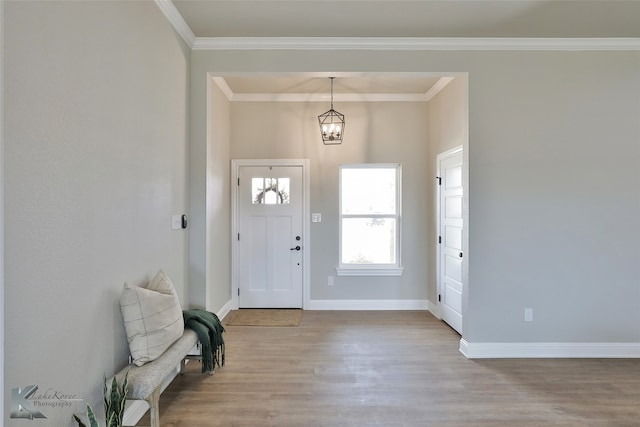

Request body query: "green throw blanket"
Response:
[183, 309, 225, 373]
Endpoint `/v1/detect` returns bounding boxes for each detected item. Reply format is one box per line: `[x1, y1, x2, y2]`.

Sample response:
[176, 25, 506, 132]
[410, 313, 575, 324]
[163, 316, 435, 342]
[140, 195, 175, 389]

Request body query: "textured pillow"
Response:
[120, 270, 184, 366]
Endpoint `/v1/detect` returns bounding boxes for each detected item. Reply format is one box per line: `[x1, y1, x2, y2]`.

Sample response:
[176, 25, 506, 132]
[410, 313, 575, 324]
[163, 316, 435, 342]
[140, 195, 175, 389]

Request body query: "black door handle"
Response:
[290, 246, 301, 251]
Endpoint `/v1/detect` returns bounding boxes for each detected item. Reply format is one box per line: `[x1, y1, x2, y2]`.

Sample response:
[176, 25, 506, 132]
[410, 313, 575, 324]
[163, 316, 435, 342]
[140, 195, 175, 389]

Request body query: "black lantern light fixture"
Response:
[318, 77, 345, 145]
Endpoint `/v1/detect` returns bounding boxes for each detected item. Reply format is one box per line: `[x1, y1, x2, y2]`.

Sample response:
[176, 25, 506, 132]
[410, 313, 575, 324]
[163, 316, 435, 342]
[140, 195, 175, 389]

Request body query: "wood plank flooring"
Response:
[138, 311, 640, 426]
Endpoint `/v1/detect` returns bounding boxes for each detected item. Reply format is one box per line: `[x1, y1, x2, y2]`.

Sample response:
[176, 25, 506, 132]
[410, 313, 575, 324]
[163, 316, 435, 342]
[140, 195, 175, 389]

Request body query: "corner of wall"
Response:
[0, 0, 5, 420]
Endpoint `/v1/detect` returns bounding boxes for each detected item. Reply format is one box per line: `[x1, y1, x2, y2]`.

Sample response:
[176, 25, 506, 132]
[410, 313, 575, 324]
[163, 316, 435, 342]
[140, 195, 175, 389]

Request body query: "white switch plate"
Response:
[524, 308, 533, 322]
[312, 213, 322, 223]
[328, 276, 334, 286]
[171, 215, 182, 230]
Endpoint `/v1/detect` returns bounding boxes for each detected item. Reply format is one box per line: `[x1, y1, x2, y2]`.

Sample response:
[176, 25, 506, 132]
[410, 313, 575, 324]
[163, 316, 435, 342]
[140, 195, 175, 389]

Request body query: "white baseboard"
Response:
[223, 298, 431, 312]
[460, 339, 640, 359]
[216, 299, 234, 321]
[427, 300, 440, 318]
[305, 299, 429, 311]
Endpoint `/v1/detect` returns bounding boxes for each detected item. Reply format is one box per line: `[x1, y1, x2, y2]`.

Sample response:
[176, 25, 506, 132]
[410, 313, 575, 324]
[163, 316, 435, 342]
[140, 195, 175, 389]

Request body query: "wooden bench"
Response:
[114, 329, 200, 427]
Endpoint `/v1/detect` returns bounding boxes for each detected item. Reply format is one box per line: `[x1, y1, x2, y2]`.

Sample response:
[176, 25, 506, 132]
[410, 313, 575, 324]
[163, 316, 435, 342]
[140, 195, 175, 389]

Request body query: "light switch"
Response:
[171, 215, 182, 230]
[524, 308, 533, 322]
[312, 213, 322, 223]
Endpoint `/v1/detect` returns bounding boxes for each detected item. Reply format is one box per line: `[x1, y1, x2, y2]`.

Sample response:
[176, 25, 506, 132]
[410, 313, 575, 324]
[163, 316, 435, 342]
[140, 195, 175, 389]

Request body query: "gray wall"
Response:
[230, 101, 430, 302]
[207, 81, 232, 311]
[427, 77, 469, 303]
[1, 1, 5, 421]
[3, 6, 639, 426]
[191, 50, 640, 344]
[465, 52, 640, 342]
[4, 2, 190, 425]
[188, 77, 232, 314]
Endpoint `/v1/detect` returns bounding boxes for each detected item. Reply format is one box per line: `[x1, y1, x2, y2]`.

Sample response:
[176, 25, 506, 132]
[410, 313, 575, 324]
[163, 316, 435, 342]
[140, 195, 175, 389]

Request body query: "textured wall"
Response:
[191, 49, 640, 344]
[230, 101, 431, 302]
[4, 2, 190, 424]
[207, 80, 232, 311]
[427, 77, 469, 303]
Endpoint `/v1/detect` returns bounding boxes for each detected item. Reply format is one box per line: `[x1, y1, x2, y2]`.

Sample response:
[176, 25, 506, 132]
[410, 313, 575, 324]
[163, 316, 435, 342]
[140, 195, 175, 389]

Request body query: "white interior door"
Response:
[437, 148, 464, 334]
[237, 165, 303, 308]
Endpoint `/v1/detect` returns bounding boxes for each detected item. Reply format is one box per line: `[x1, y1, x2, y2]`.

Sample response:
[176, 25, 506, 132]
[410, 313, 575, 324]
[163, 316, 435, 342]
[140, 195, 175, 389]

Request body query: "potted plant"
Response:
[73, 371, 128, 427]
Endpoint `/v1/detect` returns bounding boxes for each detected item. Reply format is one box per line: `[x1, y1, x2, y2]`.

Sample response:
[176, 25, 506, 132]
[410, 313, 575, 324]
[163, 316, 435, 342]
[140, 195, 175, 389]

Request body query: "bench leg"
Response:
[146, 387, 162, 427]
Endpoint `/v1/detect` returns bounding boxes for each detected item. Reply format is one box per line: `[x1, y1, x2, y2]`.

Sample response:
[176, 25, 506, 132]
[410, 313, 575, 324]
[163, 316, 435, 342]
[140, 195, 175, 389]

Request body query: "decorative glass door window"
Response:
[252, 177, 290, 205]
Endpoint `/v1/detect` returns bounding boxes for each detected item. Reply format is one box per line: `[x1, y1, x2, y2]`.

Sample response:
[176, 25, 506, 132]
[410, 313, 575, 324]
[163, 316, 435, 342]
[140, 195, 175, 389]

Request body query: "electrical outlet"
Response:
[524, 308, 533, 322]
[328, 276, 334, 286]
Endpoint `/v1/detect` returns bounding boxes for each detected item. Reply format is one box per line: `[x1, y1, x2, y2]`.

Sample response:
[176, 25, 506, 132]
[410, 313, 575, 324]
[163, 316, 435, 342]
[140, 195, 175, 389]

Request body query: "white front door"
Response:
[437, 148, 464, 334]
[237, 165, 304, 308]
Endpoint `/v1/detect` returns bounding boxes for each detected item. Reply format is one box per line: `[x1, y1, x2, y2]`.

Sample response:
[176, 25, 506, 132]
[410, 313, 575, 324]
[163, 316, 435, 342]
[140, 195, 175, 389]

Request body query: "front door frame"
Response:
[231, 159, 311, 310]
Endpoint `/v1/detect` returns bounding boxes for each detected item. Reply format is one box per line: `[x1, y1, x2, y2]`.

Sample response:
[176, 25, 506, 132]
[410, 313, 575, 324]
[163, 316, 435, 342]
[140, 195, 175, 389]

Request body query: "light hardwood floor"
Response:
[139, 311, 640, 426]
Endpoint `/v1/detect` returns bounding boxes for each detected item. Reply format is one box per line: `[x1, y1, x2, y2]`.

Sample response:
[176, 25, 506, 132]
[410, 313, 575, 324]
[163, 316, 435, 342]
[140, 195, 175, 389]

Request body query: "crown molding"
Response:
[155, 2, 640, 51]
[210, 75, 446, 102]
[211, 76, 234, 100]
[229, 93, 431, 102]
[154, 0, 196, 47]
[192, 37, 640, 51]
[425, 77, 454, 102]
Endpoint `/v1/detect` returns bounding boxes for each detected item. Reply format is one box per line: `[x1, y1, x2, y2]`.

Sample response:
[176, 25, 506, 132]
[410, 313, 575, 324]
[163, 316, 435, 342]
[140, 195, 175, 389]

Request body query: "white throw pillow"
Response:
[120, 270, 184, 366]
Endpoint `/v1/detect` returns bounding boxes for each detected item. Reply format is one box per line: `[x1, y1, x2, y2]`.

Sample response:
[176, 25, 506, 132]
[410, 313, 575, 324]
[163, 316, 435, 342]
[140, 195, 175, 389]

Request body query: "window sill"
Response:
[336, 267, 404, 277]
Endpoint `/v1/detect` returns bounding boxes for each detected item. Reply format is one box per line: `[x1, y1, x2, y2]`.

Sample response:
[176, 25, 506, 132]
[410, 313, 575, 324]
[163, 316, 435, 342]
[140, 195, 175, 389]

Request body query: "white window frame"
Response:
[337, 163, 403, 277]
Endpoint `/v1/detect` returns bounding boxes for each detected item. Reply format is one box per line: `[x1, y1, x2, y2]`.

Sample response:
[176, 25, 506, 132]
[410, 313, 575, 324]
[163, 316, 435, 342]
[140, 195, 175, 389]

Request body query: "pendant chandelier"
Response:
[318, 77, 345, 145]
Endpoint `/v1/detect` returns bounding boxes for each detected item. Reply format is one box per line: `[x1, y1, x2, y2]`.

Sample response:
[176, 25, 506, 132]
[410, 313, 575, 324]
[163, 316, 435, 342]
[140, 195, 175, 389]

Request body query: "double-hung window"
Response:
[338, 164, 403, 276]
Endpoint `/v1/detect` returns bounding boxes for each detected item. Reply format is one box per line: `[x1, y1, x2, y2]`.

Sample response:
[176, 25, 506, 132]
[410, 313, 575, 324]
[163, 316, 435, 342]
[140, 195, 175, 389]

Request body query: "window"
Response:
[251, 177, 290, 205]
[338, 164, 403, 276]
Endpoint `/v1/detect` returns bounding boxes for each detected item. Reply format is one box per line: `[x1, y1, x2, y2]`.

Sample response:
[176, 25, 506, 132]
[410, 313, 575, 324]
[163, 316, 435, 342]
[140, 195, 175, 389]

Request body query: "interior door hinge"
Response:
[438, 294, 441, 302]
[238, 288, 240, 296]
[438, 236, 442, 244]
[237, 178, 240, 186]
[436, 176, 442, 185]
[237, 233, 240, 241]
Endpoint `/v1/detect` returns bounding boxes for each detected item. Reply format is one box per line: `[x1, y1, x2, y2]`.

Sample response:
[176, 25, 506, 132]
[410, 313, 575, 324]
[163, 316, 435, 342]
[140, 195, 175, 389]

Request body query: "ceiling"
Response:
[169, 0, 640, 97]
[173, 0, 640, 39]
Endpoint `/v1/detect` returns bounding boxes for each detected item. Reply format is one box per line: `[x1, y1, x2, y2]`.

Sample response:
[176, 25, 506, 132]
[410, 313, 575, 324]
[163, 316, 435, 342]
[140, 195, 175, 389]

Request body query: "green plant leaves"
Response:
[73, 370, 129, 427]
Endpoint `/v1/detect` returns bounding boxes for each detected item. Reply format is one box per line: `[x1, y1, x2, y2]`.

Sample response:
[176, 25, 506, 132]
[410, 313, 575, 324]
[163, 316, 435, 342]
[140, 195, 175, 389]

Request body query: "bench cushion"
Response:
[115, 329, 198, 400]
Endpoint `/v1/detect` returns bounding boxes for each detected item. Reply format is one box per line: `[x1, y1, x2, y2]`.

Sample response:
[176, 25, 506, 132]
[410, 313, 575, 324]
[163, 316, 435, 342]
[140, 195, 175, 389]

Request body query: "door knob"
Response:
[290, 246, 301, 251]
